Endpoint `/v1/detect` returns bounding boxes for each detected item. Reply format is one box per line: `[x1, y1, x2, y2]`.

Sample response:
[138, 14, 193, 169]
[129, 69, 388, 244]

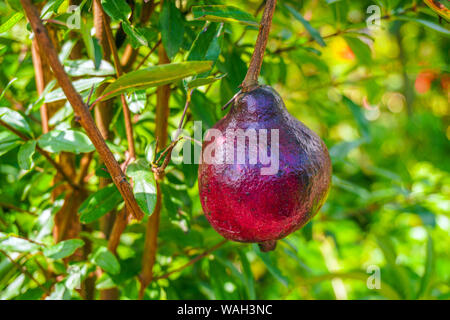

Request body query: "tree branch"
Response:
[241, 0, 277, 92]
[20, 0, 143, 220]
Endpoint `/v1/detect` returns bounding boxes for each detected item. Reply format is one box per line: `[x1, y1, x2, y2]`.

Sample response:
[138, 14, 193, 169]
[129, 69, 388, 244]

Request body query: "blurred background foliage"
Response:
[0, 0, 448, 300]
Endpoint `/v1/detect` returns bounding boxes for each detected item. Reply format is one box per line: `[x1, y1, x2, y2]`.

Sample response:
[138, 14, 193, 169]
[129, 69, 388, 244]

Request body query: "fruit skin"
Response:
[198, 85, 331, 245]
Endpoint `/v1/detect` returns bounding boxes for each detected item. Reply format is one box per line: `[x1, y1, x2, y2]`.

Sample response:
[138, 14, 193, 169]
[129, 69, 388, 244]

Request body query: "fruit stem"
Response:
[258, 240, 277, 252]
[240, 0, 277, 92]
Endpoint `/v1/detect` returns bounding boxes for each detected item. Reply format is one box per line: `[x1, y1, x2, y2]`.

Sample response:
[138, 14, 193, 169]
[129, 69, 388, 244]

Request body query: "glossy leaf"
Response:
[0, 235, 42, 253]
[123, 22, 148, 48]
[126, 90, 147, 114]
[0, 107, 33, 138]
[64, 60, 115, 77]
[91, 247, 120, 275]
[44, 77, 106, 103]
[192, 5, 258, 26]
[101, 0, 131, 21]
[127, 159, 157, 216]
[44, 239, 84, 260]
[101, 61, 212, 101]
[38, 130, 95, 154]
[0, 12, 23, 33]
[78, 185, 123, 223]
[160, 0, 184, 58]
[0, 131, 20, 157]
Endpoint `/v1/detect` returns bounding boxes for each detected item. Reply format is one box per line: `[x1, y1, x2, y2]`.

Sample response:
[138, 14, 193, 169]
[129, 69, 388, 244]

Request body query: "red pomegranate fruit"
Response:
[198, 85, 332, 251]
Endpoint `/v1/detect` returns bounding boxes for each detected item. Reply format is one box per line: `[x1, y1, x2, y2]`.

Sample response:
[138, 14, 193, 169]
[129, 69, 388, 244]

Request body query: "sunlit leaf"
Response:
[127, 159, 157, 216]
[44, 239, 84, 260]
[44, 77, 106, 103]
[192, 5, 258, 26]
[38, 129, 95, 154]
[285, 4, 326, 47]
[101, 61, 212, 101]
[78, 185, 123, 223]
[0, 235, 42, 253]
[0, 107, 33, 138]
[0, 12, 23, 33]
[101, 0, 131, 21]
[91, 247, 120, 275]
[18, 140, 36, 171]
[64, 60, 114, 77]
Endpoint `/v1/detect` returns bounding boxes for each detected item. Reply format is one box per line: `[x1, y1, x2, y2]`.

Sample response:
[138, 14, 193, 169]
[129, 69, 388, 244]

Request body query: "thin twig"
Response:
[0, 250, 50, 294]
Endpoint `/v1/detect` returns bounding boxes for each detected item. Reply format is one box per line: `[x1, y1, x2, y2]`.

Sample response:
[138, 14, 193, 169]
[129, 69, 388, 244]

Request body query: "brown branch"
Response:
[95, 0, 136, 161]
[139, 40, 171, 299]
[0, 119, 80, 190]
[240, 0, 277, 92]
[20, 0, 143, 220]
[153, 240, 228, 280]
[30, 40, 49, 133]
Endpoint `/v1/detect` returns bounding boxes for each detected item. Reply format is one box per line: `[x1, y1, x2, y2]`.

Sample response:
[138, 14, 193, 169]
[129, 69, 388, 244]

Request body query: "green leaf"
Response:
[396, 16, 450, 36]
[284, 4, 325, 47]
[0, 78, 17, 102]
[238, 251, 256, 300]
[332, 175, 370, 199]
[416, 233, 434, 299]
[93, 37, 103, 70]
[46, 282, 71, 300]
[160, 0, 184, 58]
[78, 185, 123, 223]
[127, 159, 157, 216]
[0, 235, 41, 253]
[101, 61, 212, 101]
[0, 131, 20, 157]
[192, 5, 258, 26]
[18, 140, 36, 171]
[91, 247, 120, 275]
[126, 90, 147, 114]
[342, 96, 370, 138]
[43, 239, 84, 260]
[101, 0, 131, 21]
[38, 129, 95, 154]
[123, 22, 148, 48]
[0, 107, 33, 138]
[343, 36, 372, 65]
[44, 77, 106, 103]
[253, 244, 289, 287]
[186, 74, 226, 90]
[402, 205, 436, 227]
[0, 12, 24, 33]
[187, 22, 222, 62]
[64, 60, 115, 77]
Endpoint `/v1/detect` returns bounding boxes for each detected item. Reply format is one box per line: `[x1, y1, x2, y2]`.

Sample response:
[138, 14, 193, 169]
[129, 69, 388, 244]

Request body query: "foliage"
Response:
[0, 0, 448, 300]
